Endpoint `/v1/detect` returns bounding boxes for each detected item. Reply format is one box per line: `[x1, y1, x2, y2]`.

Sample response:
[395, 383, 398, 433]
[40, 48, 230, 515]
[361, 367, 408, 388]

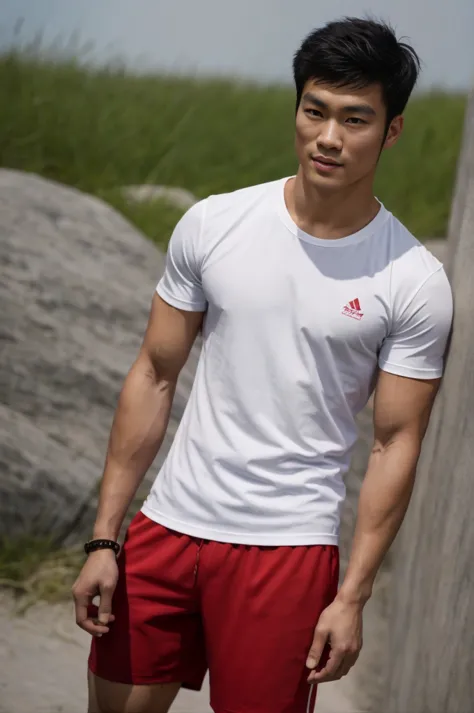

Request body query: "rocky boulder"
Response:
[0, 169, 199, 546]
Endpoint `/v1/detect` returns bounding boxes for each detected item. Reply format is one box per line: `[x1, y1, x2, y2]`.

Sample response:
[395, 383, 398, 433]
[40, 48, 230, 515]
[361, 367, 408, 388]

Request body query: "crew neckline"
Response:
[276, 176, 390, 247]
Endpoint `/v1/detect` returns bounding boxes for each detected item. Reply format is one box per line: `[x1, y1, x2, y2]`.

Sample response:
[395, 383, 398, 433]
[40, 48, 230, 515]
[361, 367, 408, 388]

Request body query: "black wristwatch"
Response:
[84, 538, 121, 557]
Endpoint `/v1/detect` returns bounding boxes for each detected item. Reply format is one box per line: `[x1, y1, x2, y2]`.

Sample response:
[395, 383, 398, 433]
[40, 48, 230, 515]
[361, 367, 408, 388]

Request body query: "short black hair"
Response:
[293, 17, 421, 123]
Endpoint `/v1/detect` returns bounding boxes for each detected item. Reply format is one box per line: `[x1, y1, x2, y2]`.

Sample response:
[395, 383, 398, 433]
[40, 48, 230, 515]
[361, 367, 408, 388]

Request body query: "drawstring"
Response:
[306, 683, 315, 713]
[193, 539, 204, 586]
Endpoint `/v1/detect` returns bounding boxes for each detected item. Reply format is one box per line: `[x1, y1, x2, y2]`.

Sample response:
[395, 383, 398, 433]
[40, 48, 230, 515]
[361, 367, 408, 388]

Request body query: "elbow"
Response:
[371, 431, 423, 468]
[135, 350, 179, 389]
[373, 418, 430, 455]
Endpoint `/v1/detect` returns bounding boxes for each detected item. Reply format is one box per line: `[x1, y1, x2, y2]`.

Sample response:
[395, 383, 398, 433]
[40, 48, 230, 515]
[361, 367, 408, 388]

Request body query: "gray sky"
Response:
[2, 0, 474, 89]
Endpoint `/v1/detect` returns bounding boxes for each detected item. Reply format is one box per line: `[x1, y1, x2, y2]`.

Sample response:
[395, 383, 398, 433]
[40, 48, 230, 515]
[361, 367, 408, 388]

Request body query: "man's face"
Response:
[295, 79, 403, 191]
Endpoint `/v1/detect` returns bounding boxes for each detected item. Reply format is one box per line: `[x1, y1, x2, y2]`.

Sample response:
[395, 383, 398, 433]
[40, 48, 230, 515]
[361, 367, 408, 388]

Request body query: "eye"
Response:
[304, 108, 323, 118]
[346, 117, 366, 125]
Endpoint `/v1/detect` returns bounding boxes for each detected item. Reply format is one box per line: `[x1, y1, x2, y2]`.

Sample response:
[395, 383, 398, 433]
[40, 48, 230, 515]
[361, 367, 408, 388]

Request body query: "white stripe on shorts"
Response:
[306, 683, 316, 713]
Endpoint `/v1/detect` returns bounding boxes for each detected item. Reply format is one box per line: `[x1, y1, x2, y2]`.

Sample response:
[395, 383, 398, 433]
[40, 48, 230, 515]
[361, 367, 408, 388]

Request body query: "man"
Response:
[73, 16, 453, 713]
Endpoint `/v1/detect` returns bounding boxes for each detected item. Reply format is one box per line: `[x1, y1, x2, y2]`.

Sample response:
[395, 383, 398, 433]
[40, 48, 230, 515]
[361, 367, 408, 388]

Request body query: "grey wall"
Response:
[385, 92, 474, 713]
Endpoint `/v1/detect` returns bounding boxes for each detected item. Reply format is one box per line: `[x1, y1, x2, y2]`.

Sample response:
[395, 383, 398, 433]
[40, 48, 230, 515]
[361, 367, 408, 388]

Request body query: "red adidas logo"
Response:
[342, 298, 364, 321]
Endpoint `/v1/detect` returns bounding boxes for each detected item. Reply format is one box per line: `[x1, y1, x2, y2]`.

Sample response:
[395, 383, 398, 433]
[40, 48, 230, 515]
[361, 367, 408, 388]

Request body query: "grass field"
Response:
[1, 51, 467, 245]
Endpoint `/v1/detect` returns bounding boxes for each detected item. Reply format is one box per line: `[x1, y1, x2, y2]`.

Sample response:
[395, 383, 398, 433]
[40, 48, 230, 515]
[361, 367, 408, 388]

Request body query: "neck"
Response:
[287, 167, 380, 240]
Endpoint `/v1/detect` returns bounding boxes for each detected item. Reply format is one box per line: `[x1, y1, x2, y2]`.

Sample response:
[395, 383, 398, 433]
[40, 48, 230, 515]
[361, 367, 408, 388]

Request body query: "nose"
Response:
[317, 120, 343, 153]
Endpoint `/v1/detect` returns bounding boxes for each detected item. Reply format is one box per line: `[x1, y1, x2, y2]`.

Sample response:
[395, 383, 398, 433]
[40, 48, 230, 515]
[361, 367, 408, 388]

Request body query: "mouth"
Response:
[311, 155, 343, 173]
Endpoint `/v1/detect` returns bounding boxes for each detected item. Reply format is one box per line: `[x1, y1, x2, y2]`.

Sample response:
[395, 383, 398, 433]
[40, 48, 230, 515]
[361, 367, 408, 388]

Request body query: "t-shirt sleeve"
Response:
[156, 199, 208, 312]
[378, 266, 453, 379]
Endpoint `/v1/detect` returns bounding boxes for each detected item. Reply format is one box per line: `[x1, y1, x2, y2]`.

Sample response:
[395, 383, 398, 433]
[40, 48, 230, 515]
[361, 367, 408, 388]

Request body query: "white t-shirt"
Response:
[142, 177, 453, 546]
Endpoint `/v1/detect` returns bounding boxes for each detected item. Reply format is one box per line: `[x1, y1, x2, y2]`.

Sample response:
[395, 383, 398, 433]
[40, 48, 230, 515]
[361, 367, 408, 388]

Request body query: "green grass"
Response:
[0, 536, 83, 611]
[1, 51, 467, 240]
[0, 483, 149, 609]
[98, 189, 187, 251]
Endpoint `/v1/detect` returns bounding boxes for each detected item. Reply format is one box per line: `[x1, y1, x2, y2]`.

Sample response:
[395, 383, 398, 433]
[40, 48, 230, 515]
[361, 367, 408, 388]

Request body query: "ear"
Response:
[383, 115, 404, 150]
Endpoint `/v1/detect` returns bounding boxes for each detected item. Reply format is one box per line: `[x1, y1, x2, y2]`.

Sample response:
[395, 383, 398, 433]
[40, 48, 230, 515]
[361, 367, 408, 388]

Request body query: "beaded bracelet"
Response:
[84, 538, 121, 557]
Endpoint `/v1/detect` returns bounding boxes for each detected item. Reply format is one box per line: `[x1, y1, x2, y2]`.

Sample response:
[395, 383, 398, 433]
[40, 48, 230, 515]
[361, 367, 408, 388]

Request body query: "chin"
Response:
[304, 165, 346, 191]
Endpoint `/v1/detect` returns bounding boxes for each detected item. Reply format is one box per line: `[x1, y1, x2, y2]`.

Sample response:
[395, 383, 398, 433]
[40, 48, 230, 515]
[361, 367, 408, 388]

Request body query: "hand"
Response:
[306, 598, 363, 683]
[72, 549, 119, 637]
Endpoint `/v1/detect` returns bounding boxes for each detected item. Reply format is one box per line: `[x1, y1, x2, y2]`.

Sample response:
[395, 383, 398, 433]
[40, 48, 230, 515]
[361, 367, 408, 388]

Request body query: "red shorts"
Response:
[89, 512, 339, 713]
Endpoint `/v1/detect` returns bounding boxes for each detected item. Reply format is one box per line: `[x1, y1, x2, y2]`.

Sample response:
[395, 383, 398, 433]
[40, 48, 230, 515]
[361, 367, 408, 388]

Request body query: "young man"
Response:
[73, 17, 453, 713]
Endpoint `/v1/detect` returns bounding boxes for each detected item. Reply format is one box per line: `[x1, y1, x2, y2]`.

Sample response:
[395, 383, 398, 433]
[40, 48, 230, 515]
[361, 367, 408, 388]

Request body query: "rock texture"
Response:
[0, 169, 199, 545]
[122, 184, 198, 210]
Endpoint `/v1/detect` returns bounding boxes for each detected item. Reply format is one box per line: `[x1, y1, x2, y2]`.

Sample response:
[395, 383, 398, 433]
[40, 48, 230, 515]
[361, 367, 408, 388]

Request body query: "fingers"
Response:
[308, 650, 358, 683]
[338, 658, 354, 678]
[72, 554, 119, 637]
[306, 628, 328, 671]
[309, 645, 345, 683]
[73, 592, 90, 632]
[72, 585, 116, 637]
[73, 592, 110, 636]
[97, 580, 115, 626]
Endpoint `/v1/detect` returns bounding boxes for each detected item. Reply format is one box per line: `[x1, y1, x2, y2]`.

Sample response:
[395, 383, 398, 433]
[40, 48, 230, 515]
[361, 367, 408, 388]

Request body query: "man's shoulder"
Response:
[203, 177, 285, 220]
[386, 213, 445, 282]
[382, 214, 451, 315]
[175, 177, 284, 234]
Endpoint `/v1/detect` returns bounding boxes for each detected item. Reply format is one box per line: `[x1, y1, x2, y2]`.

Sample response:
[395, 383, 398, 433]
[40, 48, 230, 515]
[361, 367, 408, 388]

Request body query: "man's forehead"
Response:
[303, 80, 384, 110]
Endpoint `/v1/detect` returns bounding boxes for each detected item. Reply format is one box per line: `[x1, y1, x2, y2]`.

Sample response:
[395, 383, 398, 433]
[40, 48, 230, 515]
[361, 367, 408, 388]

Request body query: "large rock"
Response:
[0, 169, 199, 546]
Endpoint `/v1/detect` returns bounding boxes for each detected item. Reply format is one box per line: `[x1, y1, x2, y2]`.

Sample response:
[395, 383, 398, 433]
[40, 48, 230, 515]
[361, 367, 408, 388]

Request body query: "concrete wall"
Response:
[385, 91, 474, 713]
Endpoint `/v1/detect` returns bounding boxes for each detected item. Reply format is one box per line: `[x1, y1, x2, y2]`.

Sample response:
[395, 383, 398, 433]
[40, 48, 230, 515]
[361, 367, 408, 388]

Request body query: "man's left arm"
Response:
[306, 263, 453, 683]
[306, 370, 440, 683]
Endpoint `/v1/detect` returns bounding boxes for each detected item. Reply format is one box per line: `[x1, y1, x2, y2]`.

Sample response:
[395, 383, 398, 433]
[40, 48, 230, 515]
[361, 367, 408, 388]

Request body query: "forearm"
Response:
[92, 357, 176, 540]
[337, 436, 421, 606]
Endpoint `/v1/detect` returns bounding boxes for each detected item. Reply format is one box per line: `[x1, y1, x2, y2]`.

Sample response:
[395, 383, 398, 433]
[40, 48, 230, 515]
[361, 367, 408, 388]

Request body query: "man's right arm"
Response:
[92, 293, 204, 542]
[73, 292, 204, 635]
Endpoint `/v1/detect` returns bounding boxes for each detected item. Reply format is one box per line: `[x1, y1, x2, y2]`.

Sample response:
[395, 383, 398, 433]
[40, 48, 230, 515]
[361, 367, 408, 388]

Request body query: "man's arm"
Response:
[338, 370, 439, 605]
[92, 293, 204, 541]
[73, 293, 204, 635]
[307, 369, 440, 683]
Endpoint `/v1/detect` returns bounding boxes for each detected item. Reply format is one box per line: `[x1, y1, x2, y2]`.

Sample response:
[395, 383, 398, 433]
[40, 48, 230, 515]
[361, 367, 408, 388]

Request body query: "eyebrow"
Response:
[302, 92, 377, 117]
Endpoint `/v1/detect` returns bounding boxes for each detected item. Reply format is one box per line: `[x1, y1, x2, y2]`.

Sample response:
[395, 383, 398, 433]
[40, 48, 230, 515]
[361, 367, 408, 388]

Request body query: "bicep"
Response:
[373, 370, 440, 446]
[138, 201, 207, 380]
[140, 293, 204, 381]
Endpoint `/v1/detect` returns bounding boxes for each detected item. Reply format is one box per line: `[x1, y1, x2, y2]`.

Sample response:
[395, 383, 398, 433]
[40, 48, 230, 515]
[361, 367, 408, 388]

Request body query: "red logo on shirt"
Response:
[342, 298, 364, 321]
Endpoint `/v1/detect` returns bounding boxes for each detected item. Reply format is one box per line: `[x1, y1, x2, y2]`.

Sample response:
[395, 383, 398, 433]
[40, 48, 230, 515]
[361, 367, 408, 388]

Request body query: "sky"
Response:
[1, 0, 474, 90]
